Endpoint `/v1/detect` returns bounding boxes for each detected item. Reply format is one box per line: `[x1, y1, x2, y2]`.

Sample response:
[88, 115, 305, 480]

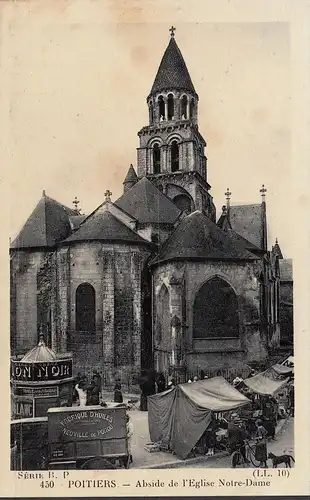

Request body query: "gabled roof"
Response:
[63, 205, 149, 246]
[115, 176, 181, 224]
[150, 210, 257, 266]
[123, 164, 138, 184]
[10, 193, 75, 249]
[229, 204, 263, 249]
[150, 36, 196, 95]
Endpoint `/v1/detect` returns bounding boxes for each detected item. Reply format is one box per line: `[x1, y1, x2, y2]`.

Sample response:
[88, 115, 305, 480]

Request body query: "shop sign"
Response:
[11, 359, 73, 382]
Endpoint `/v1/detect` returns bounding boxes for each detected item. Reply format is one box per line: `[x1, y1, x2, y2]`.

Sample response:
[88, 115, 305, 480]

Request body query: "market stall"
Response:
[147, 376, 250, 459]
[242, 363, 293, 436]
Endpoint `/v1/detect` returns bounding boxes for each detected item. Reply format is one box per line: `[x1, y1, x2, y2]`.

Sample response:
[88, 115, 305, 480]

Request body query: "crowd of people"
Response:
[72, 367, 293, 468]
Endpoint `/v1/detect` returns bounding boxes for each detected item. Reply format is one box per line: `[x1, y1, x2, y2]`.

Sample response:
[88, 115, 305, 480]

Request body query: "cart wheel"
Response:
[80, 457, 116, 469]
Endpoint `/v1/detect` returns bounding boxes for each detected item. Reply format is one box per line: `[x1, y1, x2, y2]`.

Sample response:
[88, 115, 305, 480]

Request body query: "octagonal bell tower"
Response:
[137, 27, 216, 220]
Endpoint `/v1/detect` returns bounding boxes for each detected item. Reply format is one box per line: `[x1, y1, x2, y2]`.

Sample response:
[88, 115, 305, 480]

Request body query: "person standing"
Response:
[156, 373, 166, 393]
[126, 414, 134, 464]
[114, 379, 123, 403]
[75, 380, 87, 407]
[254, 419, 268, 467]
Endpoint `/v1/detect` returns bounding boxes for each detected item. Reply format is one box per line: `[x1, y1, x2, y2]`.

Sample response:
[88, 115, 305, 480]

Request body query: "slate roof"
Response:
[123, 164, 138, 184]
[69, 214, 88, 231]
[115, 177, 181, 224]
[150, 210, 257, 266]
[11, 193, 75, 249]
[279, 259, 293, 282]
[150, 37, 196, 95]
[63, 208, 149, 245]
[225, 228, 263, 253]
[217, 210, 262, 253]
[229, 204, 263, 249]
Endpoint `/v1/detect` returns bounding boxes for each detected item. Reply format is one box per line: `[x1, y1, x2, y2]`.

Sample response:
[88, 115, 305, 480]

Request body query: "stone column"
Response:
[56, 248, 70, 353]
[186, 98, 190, 120]
[101, 249, 115, 383]
[169, 277, 184, 370]
[50, 252, 58, 351]
[164, 98, 168, 121]
[162, 144, 168, 173]
[131, 251, 142, 379]
[147, 147, 152, 175]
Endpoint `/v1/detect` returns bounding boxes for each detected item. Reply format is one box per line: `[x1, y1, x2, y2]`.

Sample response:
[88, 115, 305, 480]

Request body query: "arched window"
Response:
[153, 143, 161, 174]
[76, 283, 96, 332]
[171, 141, 179, 172]
[167, 94, 174, 120]
[173, 194, 191, 214]
[190, 98, 195, 119]
[156, 284, 170, 343]
[193, 277, 239, 338]
[181, 95, 188, 119]
[158, 96, 165, 121]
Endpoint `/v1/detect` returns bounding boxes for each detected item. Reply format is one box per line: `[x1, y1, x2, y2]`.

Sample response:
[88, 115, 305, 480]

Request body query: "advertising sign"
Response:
[11, 359, 73, 382]
[48, 407, 126, 443]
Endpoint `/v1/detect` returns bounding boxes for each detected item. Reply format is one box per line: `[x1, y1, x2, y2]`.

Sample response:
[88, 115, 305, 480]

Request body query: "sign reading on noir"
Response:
[11, 359, 73, 382]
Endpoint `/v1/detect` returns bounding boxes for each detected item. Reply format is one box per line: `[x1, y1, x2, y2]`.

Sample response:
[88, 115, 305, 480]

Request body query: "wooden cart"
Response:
[48, 404, 129, 469]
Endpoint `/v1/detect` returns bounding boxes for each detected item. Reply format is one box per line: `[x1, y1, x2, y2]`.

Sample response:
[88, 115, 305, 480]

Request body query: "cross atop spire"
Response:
[260, 184, 267, 201]
[169, 26, 176, 37]
[73, 196, 81, 214]
[225, 188, 231, 207]
[105, 189, 112, 202]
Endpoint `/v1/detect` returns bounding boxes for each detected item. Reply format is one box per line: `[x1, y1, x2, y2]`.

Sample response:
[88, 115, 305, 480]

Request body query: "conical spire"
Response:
[150, 34, 196, 95]
[123, 164, 138, 193]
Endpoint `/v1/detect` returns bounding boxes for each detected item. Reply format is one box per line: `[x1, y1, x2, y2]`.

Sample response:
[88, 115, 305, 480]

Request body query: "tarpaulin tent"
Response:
[244, 364, 291, 397]
[147, 376, 250, 459]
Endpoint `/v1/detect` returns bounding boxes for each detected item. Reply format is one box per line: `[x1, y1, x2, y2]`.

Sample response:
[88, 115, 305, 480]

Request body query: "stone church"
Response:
[10, 30, 293, 385]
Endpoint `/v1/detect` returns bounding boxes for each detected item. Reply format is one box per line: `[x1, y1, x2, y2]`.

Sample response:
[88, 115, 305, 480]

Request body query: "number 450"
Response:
[40, 481, 55, 488]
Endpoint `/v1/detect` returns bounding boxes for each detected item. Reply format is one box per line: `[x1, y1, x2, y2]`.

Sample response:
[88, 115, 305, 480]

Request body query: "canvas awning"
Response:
[148, 376, 250, 459]
[244, 364, 291, 397]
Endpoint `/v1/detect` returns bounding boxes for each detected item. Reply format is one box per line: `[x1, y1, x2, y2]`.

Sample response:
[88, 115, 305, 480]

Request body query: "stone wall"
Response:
[11, 250, 46, 354]
[64, 242, 150, 384]
[152, 259, 267, 374]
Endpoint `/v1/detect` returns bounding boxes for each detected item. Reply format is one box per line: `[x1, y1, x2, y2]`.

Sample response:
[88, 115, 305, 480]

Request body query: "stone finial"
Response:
[104, 190, 112, 202]
[260, 184, 267, 201]
[42, 190, 46, 197]
[169, 26, 176, 37]
[72, 196, 81, 214]
[225, 188, 231, 208]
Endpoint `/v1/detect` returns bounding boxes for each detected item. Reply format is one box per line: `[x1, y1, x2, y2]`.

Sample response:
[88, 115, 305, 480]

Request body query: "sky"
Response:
[1, 2, 295, 256]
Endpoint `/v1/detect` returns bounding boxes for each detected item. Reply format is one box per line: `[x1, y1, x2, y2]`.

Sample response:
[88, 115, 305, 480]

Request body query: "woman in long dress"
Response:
[254, 419, 268, 467]
[126, 414, 134, 464]
[114, 379, 123, 403]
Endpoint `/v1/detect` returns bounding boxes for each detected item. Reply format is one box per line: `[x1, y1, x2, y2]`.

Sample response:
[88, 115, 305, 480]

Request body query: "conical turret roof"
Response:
[150, 36, 196, 95]
[123, 164, 138, 185]
[10, 192, 75, 249]
[150, 210, 257, 266]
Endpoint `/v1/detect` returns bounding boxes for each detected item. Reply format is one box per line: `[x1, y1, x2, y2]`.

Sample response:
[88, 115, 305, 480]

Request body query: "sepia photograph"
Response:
[3, 1, 309, 497]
